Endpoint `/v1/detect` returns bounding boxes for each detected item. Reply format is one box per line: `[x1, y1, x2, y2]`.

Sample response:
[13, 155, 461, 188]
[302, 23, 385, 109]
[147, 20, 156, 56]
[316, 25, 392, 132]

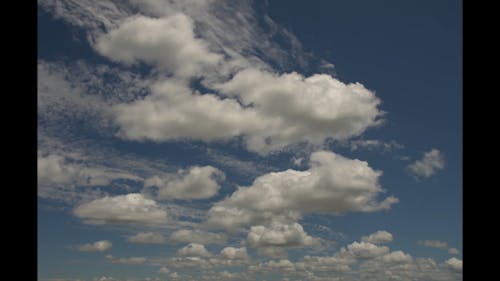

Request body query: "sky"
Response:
[37, 0, 462, 280]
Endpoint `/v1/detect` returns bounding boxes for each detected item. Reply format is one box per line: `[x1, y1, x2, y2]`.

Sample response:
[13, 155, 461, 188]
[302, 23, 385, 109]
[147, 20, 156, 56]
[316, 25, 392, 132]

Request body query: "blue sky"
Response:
[38, 1, 462, 280]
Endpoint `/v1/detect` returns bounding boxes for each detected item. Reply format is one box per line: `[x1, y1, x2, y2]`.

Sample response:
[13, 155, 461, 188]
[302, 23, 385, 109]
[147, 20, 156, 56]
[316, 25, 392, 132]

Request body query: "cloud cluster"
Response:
[143, 166, 225, 200]
[407, 149, 445, 178]
[73, 193, 167, 225]
[207, 150, 398, 230]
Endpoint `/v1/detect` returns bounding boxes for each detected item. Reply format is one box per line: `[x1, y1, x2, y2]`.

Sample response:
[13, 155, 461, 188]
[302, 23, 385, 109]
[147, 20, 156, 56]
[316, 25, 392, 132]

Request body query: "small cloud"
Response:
[407, 149, 445, 179]
[418, 240, 459, 255]
[77, 240, 112, 252]
[128, 232, 165, 244]
[105, 255, 147, 264]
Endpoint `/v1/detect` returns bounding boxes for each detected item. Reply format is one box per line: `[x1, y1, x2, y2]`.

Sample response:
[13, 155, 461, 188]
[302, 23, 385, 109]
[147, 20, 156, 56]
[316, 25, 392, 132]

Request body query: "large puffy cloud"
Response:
[246, 222, 320, 257]
[112, 68, 383, 155]
[94, 14, 221, 77]
[213, 68, 383, 153]
[78, 240, 112, 252]
[127, 232, 165, 244]
[143, 166, 225, 200]
[207, 150, 398, 230]
[73, 193, 167, 225]
[361, 230, 393, 244]
[112, 79, 268, 144]
[407, 149, 445, 178]
[169, 229, 227, 245]
[177, 243, 212, 257]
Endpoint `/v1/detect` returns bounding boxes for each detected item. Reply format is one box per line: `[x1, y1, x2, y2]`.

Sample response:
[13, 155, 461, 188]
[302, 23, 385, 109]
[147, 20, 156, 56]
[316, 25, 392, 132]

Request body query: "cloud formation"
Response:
[207, 150, 398, 230]
[169, 229, 227, 245]
[177, 243, 212, 257]
[105, 255, 147, 265]
[246, 222, 320, 257]
[95, 14, 221, 77]
[418, 240, 460, 255]
[143, 166, 225, 200]
[78, 240, 112, 252]
[73, 193, 167, 225]
[127, 232, 165, 244]
[361, 230, 393, 244]
[407, 149, 445, 178]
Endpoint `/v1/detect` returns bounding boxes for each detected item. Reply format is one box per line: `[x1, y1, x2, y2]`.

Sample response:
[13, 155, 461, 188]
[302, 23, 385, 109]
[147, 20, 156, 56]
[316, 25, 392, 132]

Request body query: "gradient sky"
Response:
[38, 1, 462, 280]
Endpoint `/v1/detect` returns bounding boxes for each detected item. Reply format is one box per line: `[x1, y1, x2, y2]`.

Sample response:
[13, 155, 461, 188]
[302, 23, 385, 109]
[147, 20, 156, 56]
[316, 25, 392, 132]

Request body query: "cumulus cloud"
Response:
[105, 255, 147, 264]
[73, 193, 167, 225]
[143, 166, 225, 200]
[407, 149, 445, 178]
[78, 240, 112, 252]
[169, 229, 227, 245]
[127, 232, 165, 244]
[347, 241, 389, 259]
[361, 230, 393, 244]
[219, 247, 250, 260]
[94, 14, 221, 77]
[445, 257, 462, 272]
[113, 69, 383, 155]
[246, 222, 320, 257]
[207, 150, 398, 230]
[214, 68, 383, 153]
[177, 243, 212, 257]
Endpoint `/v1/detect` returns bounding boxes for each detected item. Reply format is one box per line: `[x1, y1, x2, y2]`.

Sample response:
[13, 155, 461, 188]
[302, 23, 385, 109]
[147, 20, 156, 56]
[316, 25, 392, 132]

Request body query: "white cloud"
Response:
[73, 193, 167, 225]
[448, 248, 459, 255]
[143, 166, 225, 200]
[379, 251, 413, 264]
[127, 232, 165, 244]
[213, 68, 383, 153]
[407, 149, 445, 178]
[113, 69, 383, 155]
[445, 257, 462, 272]
[207, 151, 398, 230]
[94, 14, 221, 77]
[347, 242, 389, 259]
[246, 222, 320, 257]
[177, 243, 212, 257]
[77, 240, 112, 252]
[219, 247, 250, 260]
[361, 230, 393, 244]
[105, 255, 147, 264]
[169, 229, 227, 245]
